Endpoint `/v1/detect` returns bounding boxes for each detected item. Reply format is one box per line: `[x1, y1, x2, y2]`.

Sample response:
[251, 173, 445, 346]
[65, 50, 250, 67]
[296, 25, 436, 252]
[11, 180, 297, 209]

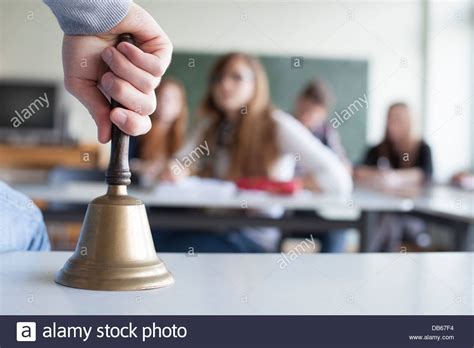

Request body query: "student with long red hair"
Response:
[159, 53, 352, 252]
[130, 78, 188, 185]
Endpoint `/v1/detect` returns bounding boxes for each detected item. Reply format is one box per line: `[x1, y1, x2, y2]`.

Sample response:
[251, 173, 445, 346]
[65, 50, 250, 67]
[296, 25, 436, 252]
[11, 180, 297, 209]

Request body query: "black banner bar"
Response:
[2, 315, 473, 347]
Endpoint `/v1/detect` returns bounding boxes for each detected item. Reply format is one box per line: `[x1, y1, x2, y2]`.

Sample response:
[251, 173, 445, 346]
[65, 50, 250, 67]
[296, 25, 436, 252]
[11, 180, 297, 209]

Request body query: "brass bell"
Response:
[55, 34, 174, 291]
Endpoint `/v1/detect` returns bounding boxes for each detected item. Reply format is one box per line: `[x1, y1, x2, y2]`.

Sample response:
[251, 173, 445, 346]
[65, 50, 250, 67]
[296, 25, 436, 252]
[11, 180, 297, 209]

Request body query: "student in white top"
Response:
[157, 52, 352, 253]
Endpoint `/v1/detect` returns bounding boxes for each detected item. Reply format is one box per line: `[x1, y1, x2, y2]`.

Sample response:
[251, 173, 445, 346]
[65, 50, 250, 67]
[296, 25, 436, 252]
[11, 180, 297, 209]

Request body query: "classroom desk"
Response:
[14, 182, 415, 252]
[414, 185, 474, 224]
[1, 251, 472, 315]
[412, 186, 474, 251]
[13, 182, 473, 251]
[14, 181, 413, 211]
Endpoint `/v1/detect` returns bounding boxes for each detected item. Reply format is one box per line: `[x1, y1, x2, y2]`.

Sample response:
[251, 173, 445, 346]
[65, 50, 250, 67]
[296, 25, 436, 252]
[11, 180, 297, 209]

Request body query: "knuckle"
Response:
[143, 96, 157, 115]
[107, 56, 118, 72]
[114, 55, 130, 74]
[143, 118, 152, 133]
[140, 104, 154, 116]
[133, 97, 155, 116]
[153, 63, 166, 77]
[110, 78, 125, 98]
[129, 46, 142, 64]
[141, 78, 157, 94]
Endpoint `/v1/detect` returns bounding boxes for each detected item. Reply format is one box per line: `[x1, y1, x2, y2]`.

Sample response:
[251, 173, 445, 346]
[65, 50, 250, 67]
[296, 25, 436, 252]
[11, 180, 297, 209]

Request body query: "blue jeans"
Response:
[317, 230, 349, 253]
[153, 229, 266, 253]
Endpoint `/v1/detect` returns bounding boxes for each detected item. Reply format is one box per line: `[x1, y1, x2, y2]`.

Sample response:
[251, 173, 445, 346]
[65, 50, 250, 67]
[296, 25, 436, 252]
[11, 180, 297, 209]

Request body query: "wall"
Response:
[139, 0, 424, 147]
[425, 0, 473, 180]
[1, 0, 471, 180]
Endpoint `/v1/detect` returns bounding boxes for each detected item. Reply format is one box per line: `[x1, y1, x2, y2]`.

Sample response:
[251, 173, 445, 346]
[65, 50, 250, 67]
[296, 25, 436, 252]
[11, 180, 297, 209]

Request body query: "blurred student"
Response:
[354, 102, 433, 251]
[0, 182, 50, 253]
[293, 80, 352, 252]
[355, 102, 432, 188]
[294, 79, 351, 176]
[158, 52, 352, 253]
[452, 171, 474, 190]
[130, 79, 188, 186]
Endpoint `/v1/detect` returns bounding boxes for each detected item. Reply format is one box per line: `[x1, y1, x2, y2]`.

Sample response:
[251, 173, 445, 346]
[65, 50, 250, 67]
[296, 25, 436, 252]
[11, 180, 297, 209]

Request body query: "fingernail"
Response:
[113, 110, 127, 126]
[102, 74, 114, 91]
[102, 47, 113, 64]
[117, 42, 128, 54]
[97, 129, 107, 144]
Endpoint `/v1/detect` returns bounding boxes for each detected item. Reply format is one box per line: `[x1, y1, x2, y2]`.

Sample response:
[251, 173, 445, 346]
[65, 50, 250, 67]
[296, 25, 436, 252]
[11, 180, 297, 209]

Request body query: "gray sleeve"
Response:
[44, 0, 132, 35]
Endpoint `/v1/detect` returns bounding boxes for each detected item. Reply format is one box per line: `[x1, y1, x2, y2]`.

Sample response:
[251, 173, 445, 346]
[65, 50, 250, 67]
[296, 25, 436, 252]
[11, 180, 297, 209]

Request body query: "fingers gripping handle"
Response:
[106, 34, 137, 186]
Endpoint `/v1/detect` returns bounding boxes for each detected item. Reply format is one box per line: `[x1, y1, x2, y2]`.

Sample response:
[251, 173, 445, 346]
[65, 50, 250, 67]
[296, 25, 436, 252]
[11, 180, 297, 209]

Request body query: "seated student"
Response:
[355, 102, 432, 187]
[129, 79, 188, 186]
[157, 52, 352, 253]
[0, 181, 50, 253]
[293, 79, 352, 253]
[354, 102, 433, 251]
[452, 171, 474, 190]
[294, 79, 352, 176]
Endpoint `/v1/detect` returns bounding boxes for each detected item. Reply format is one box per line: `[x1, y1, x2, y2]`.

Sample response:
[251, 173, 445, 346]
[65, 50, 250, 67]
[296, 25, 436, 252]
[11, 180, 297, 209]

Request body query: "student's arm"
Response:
[44, 0, 132, 35]
[452, 171, 474, 189]
[353, 146, 382, 183]
[355, 165, 425, 188]
[382, 167, 425, 187]
[273, 111, 353, 194]
[381, 144, 432, 187]
[0, 182, 51, 252]
[173, 118, 212, 161]
[353, 166, 381, 183]
[44, 0, 173, 143]
[354, 143, 429, 188]
[326, 127, 352, 173]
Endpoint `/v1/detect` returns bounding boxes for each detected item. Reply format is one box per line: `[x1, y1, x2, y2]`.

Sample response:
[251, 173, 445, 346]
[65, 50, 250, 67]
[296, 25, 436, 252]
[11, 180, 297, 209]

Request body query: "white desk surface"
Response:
[16, 182, 474, 221]
[15, 182, 414, 212]
[414, 185, 474, 223]
[1, 252, 472, 315]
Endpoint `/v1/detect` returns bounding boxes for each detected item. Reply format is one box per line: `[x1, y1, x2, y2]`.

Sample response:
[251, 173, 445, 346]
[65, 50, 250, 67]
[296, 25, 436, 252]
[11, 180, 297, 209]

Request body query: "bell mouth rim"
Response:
[55, 259, 174, 291]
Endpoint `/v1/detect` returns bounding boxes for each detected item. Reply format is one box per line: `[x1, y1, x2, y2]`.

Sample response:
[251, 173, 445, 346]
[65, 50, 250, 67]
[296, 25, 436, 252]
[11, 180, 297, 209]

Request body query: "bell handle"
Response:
[105, 33, 137, 186]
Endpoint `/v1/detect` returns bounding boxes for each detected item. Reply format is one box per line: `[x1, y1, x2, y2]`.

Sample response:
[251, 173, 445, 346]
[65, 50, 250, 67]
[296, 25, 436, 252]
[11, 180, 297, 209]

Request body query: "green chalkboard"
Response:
[165, 52, 368, 162]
